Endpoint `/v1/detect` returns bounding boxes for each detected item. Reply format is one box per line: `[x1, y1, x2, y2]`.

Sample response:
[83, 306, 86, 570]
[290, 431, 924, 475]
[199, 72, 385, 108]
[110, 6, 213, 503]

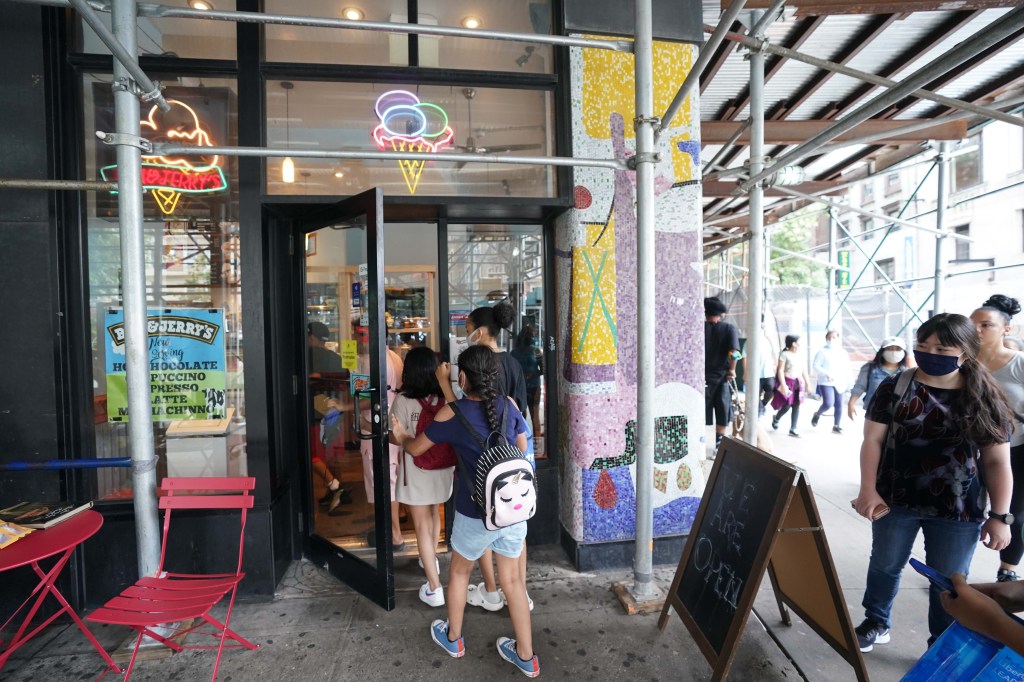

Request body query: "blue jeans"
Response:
[863, 505, 981, 641]
[815, 385, 843, 427]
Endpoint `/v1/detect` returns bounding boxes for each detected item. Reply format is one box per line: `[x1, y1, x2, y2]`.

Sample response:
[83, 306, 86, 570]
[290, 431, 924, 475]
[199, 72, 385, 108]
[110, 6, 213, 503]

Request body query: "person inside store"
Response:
[357, 325, 406, 550]
[510, 325, 543, 441]
[847, 336, 911, 422]
[390, 347, 455, 608]
[852, 313, 1013, 653]
[941, 574, 1024, 657]
[462, 301, 533, 613]
[704, 297, 740, 449]
[771, 334, 811, 438]
[810, 329, 851, 434]
[390, 345, 538, 677]
[971, 294, 1024, 583]
[307, 321, 351, 512]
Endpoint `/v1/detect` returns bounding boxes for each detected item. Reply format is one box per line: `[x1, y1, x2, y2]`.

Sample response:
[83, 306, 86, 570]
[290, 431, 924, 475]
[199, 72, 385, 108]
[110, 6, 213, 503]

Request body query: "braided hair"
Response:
[458, 344, 502, 433]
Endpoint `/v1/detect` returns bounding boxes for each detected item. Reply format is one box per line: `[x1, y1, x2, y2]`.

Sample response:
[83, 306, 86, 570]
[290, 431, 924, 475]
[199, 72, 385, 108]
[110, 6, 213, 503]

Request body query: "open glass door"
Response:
[294, 189, 396, 609]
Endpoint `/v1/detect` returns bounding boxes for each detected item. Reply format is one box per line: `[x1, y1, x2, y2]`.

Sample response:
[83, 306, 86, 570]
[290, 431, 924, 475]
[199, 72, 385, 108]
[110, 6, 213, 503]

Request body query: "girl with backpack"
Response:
[852, 313, 1013, 653]
[391, 347, 456, 608]
[390, 345, 539, 677]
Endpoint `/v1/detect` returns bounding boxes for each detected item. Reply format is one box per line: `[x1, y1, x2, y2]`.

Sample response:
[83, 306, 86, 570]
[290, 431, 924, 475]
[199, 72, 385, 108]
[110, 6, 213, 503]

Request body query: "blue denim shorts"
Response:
[451, 512, 527, 561]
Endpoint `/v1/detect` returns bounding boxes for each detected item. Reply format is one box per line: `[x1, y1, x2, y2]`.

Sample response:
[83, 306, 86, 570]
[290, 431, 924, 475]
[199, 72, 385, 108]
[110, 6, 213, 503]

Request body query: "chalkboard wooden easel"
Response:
[658, 437, 869, 681]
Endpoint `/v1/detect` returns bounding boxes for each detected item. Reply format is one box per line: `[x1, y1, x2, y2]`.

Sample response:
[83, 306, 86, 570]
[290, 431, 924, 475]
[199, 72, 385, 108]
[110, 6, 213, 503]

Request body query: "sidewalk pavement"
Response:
[711, 403, 1004, 682]
[3, 547, 800, 680]
[4, 409, 1002, 681]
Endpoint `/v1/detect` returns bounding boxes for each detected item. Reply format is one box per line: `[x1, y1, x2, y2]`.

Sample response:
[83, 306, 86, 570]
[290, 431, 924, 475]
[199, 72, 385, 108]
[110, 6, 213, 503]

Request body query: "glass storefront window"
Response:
[419, 0, 553, 73]
[83, 76, 244, 499]
[447, 224, 546, 456]
[264, 0, 409, 66]
[74, 0, 237, 60]
[265, 80, 555, 198]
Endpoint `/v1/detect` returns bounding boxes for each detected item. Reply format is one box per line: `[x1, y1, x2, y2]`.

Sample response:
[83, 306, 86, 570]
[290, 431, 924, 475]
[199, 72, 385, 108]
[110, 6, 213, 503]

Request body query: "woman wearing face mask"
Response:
[847, 337, 911, 421]
[852, 313, 1013, 654]
[971, 295, 1024, 583]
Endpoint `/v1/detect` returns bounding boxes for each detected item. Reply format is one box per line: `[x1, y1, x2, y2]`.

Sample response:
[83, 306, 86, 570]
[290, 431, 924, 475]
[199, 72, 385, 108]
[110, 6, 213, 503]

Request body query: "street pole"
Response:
[112, 0, 161, 579]
[827, 212, 836, 324]
[631, 0, 657, 601]
[742, 13, 765, 446]
[933, 142, 950, 315]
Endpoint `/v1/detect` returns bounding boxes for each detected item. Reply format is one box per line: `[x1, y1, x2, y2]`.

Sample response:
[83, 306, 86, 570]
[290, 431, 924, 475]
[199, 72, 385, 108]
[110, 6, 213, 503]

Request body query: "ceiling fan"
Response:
[454, 88, 541, 168]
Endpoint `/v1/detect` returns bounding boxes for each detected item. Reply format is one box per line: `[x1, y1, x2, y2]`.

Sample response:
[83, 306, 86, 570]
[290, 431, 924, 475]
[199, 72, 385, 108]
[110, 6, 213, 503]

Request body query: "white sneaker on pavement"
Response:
[419, 583, 445, 607]
[466, 582, 504, 612]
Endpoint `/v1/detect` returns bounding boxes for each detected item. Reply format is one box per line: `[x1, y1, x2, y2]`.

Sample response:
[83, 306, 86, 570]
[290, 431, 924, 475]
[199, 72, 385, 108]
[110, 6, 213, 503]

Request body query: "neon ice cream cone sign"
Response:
[372, 90, 454, 194]
[100, 99, 227, 215]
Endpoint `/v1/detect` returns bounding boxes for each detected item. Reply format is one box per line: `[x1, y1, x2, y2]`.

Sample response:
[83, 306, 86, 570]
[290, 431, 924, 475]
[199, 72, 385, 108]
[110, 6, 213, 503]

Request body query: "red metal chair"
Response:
[87, 477, 260, 680]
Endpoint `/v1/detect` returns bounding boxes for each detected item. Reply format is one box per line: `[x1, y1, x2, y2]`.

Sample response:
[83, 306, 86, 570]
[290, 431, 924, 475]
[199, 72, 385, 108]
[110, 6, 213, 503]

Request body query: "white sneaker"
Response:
[499, 588, 535, 612]
[417, 556, 441, 576]
[419, 583, 445, 607]
[466, 582, 504, 612]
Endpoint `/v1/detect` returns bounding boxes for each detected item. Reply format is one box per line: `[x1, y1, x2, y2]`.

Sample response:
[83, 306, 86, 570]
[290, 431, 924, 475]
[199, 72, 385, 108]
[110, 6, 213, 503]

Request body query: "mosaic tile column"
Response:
[557, 38, 706, 545]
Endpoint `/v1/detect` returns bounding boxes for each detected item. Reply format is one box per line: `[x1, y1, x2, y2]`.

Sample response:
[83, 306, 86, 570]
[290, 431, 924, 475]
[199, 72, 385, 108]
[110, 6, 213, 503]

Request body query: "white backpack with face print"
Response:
[450, 400, 537, 531]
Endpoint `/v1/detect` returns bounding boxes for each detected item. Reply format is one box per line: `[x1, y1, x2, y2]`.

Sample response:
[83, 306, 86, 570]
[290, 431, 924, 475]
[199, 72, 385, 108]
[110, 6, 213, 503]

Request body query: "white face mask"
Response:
[883, 350, 905, 364]
[467, 328, 483, 345]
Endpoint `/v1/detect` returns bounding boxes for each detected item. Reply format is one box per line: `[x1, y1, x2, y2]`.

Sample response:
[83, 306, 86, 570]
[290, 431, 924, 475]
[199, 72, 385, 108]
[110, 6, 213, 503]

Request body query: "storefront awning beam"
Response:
[654, 0, 749, 142]
[705, 20, 1024, 130]
[0, 178, 118, 190]
[129, 3, 632, 52]
[67, 0, 170, 112]
[149, 142, 630, 171]
[738, 5, 1024, 191]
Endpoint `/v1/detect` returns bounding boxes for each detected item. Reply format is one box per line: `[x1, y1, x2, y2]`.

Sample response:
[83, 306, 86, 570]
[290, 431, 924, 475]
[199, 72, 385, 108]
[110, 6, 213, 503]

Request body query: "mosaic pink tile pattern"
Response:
[557, 38, 706, 544]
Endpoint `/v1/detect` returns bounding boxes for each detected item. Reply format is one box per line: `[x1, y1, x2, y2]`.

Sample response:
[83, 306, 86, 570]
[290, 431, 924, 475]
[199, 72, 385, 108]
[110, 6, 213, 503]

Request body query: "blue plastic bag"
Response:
[901, 621, 1024, 682]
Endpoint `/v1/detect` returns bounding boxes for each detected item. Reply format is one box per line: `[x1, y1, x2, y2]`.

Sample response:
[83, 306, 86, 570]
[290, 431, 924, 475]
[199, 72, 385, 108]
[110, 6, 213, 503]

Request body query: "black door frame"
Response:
[267, 188, 397, 610]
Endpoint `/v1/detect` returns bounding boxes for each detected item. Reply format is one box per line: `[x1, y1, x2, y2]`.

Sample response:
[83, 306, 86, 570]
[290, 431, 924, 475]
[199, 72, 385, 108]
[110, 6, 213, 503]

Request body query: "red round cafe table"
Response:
[0, 509, 120, 673]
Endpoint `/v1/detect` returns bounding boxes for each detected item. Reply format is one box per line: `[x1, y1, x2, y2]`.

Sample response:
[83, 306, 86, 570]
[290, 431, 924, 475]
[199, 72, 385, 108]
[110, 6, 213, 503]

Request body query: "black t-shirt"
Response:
[309, 346, 342, 374]
[705, 320, 740, 385]
[496, 351, 529, 416]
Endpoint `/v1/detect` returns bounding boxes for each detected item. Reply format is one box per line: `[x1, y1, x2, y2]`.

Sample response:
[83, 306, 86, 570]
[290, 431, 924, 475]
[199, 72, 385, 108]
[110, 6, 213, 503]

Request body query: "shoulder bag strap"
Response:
[449, 402, 486, 448]
[447, 402, 484, 493]
[883, 369, 917, 495]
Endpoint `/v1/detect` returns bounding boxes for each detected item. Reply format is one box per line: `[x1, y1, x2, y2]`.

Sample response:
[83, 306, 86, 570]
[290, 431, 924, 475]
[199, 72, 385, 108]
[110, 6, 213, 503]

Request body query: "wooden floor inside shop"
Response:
[312, 444, 447, 561]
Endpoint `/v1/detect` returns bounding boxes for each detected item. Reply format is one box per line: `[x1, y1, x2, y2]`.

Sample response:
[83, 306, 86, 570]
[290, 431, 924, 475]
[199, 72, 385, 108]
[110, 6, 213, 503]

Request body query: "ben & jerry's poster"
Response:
[104, 308, 227, 422]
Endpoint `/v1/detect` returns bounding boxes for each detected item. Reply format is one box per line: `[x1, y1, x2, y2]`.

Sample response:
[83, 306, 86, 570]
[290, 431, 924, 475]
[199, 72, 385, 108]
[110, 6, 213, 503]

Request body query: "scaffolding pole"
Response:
[67, 0, 169, 112]
[743, 12, 767, 447]
[108, 0, 161, 579]
[629, 0, 658, 603]
[739, 5, 1024, 192]
[149, 143, 628, 171]
[0, 178, 117, 190]
[933, 142, 950, 314]
[655, 0, 748, 142]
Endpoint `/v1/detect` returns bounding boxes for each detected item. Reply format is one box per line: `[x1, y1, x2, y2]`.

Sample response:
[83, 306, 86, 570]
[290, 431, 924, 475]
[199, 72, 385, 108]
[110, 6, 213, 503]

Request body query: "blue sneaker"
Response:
[496, 637, 540, 678]
[430, 619, 464, 658]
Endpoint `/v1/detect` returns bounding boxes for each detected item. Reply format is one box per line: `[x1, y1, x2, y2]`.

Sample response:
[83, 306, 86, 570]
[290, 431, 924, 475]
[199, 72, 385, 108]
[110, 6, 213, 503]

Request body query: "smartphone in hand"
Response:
[909, 558, 957, 596]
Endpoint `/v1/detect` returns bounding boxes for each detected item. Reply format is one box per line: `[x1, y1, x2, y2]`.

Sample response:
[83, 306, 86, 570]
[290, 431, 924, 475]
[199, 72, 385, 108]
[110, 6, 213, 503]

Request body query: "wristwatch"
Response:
[988, 510, 1016, 525]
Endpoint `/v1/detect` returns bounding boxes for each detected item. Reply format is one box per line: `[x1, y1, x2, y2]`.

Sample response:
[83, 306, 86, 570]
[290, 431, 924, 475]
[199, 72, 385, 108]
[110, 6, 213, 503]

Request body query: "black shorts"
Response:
[705, 379, 732, 427]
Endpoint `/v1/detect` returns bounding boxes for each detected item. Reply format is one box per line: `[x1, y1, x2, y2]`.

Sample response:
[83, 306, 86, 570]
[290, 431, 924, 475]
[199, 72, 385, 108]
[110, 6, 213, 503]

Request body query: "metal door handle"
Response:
[353, 387, 380, 440]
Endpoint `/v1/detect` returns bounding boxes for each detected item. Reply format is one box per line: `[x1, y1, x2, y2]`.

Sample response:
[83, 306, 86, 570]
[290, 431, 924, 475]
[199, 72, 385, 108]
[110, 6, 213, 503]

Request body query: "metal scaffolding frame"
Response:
[7, 0, 1023, 601]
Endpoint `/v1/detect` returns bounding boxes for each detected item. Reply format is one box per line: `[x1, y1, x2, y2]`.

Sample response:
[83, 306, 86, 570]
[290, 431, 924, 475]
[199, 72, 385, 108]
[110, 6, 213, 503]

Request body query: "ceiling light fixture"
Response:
[281, 81, 295, 184]
[188, 0, 213, 9]
[461, 16, 482, 29]
[342, 7, 364, 21]
[334, 169, 345, 178]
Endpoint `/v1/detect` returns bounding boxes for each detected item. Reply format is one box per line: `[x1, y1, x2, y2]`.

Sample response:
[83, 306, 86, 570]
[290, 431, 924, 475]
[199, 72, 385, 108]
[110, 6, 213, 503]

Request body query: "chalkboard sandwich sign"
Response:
[658, 437, 869, 681]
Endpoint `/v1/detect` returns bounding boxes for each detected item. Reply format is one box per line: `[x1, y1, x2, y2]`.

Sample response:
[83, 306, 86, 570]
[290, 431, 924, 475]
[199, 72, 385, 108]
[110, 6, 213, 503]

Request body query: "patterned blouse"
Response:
[866, 373, 986, 522]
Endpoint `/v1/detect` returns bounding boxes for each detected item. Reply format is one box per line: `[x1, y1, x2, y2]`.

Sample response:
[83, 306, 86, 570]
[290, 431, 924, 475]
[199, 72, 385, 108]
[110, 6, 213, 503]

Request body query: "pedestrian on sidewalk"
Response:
[811, 330, 851, 434]
[390, 345, 539, 678]
[705, 297, 740, 449]
[390, 347, 455, 608]
[771, 334, 810, 438]
[852, 313, 1013, 653]
[847, 337, 910, 422]
[971, 295, 1024, 583]
[756, 329, 777, 418]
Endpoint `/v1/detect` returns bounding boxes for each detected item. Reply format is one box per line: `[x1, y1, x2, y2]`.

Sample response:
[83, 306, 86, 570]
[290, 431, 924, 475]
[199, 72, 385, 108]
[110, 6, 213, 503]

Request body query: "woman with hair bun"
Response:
[466, 300, 528, 413]
[971, 294, 1024, 582]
